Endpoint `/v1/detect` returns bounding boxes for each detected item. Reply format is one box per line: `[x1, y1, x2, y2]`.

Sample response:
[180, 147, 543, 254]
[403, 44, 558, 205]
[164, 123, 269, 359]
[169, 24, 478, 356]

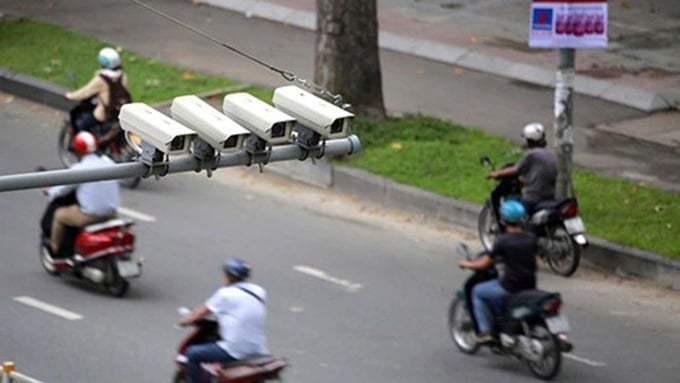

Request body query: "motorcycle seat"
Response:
[83, 218, 134, 233]
[506, 289, 560, 308]
[534, 197, 578, 213]
[221, 355, 281, 368]
[533, 200, 561, 211]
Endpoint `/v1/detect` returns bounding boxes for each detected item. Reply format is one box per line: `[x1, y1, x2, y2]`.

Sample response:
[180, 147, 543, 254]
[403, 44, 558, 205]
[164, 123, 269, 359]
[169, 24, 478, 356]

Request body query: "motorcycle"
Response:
[477, 155, 588, 277]
[448, 243, 573, 381]
[58, 96, 141, 189]
[39, 191, 142, 297]
[173, 307, 287, 383]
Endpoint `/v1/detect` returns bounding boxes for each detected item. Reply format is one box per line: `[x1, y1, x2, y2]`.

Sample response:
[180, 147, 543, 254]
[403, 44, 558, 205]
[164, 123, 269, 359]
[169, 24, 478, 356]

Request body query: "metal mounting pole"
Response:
[0, 136, 361, 192]
[554, 47, 575, 199]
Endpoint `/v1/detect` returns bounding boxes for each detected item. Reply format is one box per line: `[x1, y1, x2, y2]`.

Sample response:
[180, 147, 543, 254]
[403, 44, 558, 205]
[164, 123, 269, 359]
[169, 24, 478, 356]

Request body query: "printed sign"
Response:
[529, 0, 608, 48]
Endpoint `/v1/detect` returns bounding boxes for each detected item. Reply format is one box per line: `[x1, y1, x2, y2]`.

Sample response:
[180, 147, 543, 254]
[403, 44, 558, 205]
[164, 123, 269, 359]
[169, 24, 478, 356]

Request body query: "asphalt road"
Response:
[2, 0, 679, 191]
[1, 95, 680, 383]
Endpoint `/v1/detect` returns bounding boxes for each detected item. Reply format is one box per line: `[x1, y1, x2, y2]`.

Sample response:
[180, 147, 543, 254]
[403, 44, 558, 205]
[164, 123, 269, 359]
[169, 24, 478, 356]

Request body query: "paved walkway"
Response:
[202, 0, 680, 154]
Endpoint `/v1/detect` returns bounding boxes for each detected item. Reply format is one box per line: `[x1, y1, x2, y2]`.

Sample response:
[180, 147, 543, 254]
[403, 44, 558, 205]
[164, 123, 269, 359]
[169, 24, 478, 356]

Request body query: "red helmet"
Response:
[73, 131, 98, 155]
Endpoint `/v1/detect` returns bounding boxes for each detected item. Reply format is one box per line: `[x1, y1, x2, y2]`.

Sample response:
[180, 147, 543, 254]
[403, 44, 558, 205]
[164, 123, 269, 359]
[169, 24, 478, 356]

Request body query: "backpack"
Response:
[99, 73, 132, 121]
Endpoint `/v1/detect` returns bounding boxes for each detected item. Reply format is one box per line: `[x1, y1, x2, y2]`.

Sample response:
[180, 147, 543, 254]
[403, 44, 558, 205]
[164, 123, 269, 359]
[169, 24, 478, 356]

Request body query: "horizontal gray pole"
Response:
[0, 135, 361, 192]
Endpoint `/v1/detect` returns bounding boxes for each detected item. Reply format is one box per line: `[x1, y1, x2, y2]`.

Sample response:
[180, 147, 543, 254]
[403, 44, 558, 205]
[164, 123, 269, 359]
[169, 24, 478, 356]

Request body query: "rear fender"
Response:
[214, 357, 287, 383]
[75, 225, 135, 259]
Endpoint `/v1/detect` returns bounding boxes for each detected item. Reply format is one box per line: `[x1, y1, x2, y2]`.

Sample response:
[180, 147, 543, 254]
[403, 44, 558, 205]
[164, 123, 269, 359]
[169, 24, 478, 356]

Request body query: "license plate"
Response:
[564, 217, 585, 234]
[546, 314, 570, 333]
[117, 259, 141, 278]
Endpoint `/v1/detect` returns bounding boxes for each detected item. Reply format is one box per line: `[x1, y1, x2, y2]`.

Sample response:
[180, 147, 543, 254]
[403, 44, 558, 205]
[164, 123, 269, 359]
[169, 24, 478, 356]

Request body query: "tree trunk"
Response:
[314, 0, 387, 120]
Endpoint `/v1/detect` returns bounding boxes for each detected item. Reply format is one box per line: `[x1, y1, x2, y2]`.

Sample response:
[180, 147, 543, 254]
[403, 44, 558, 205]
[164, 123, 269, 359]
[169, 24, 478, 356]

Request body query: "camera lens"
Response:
[271, 123, 286, 138]
[330, 119, 344, 134]
[223, 135, 238, 149]
[170, 136, 185, 151]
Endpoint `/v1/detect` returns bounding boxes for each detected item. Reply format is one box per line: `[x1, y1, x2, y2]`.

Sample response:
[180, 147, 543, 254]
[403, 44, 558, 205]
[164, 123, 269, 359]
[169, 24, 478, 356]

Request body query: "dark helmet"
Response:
[223, 258, 250, 281]
[499, 200, 527, 224]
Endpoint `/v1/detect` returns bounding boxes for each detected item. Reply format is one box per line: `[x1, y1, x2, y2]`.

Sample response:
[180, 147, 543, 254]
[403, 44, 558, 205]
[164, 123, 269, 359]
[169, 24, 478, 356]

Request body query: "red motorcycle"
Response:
[173, 308, 287, 383]
[58, 96, 141, 189]
[39, 191, 142, 297]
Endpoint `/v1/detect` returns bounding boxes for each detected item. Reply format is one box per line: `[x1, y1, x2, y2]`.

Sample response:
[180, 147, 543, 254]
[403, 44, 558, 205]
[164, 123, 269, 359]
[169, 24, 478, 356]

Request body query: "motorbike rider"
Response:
[459, 200, 538, 344]
[488, 122, 558, 216]
[178, 258, 269, 383]
[45, 131, 120, 257]
[64, 47, 130, 140]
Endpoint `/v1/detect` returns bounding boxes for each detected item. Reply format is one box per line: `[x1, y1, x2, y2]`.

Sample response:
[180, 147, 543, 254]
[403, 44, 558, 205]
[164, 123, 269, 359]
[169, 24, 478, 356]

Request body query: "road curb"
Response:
[0, 69, 74, 110]
[198, 0, 679, 112]
[331, 166, 680, 291]
[1, 69, 678, 291]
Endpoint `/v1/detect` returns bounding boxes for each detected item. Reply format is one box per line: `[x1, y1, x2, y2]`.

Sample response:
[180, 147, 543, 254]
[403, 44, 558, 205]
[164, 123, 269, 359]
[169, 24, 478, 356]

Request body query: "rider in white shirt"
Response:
[179, 258, 269, 383]
[47, 131, 120, 256]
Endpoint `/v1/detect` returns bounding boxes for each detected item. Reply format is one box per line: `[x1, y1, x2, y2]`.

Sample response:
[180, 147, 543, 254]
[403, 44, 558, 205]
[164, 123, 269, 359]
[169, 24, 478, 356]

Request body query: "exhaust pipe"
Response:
[82, 267, 105, 284]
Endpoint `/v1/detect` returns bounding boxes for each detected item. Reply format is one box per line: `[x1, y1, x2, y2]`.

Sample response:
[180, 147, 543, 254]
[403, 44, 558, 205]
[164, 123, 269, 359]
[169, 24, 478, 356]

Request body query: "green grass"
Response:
[346, 116, 680, 259]
[0, 18, 239, 104]
[2, 18, 678, 259]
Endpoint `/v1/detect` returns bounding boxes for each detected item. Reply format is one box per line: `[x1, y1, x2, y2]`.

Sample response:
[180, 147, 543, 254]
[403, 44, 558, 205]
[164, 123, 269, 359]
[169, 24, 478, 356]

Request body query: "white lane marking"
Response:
[14, 296, 83, 321]
[117, 206, 156, 222]
[564, 353, 607, 367]
[293, 265, 362, 292]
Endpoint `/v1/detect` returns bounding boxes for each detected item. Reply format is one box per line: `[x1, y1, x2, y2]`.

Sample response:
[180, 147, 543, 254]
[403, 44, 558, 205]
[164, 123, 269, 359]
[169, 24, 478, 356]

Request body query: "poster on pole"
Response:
[529, 0, 608, 48]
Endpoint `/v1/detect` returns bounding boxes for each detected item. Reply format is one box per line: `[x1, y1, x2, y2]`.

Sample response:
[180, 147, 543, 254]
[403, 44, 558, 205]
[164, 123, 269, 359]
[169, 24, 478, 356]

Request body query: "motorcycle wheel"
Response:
[57, 122, 78, 168]
[477, 203, 497, 252]
[39, 243, 60, 276]
[172, 371, 186, 383]
[448, 297, 480, 355]
[525, 323, 562, 380]
[104, 259, 129, 298]
[544, 226, 581, 277]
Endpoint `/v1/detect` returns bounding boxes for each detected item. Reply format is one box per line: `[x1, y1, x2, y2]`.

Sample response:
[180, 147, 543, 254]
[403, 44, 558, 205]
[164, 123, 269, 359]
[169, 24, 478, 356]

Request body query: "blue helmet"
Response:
[499, 200, 527, 224]
[223, 258, 250, 281]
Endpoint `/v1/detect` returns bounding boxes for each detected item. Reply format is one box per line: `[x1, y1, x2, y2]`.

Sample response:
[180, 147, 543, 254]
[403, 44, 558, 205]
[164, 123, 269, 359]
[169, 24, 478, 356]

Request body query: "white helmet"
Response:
[521, 122, 545, 141]
[97, 47, 121, 69]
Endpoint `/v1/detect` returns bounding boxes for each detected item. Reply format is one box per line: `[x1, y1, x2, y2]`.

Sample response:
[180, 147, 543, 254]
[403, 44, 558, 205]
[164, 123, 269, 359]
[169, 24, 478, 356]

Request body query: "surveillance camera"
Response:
[170, 95, 251, 153]
[222, 92, 295, 145]
[119, 103, 197, 155]
[272, 85, 354, 139]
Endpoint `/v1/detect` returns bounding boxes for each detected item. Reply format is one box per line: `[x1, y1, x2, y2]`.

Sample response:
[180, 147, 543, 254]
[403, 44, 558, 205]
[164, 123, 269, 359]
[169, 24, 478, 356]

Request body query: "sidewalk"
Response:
[202, 0, 680, 112]
[200, 0, 680, 154]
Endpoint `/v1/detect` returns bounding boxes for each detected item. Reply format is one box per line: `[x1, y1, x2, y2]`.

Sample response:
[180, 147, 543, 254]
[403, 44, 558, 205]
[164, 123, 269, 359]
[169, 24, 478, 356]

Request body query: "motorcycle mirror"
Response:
[480, 155, 492, 167]
[454, 242, 471, 258]
[66, 71, 78, 88]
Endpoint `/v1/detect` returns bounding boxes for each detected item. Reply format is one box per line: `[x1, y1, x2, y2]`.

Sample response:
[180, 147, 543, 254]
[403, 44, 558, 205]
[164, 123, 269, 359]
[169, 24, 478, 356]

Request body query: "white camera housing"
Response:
[272, 85, 353, 139]
[170, 95, 251, 153]
[222, 92, 295, 145]
[119, 103, 197, 155]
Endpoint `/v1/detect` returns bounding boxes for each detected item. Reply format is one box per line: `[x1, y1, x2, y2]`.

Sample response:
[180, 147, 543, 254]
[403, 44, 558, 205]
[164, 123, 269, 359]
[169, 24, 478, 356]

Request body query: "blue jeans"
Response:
[472, 279, 509, 334]
[186, 343, 237, 383]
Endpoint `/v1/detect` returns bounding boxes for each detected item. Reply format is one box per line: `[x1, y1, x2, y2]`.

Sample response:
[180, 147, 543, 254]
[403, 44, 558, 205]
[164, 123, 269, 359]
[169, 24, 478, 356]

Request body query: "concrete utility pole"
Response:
[554, 48, 575, 199]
